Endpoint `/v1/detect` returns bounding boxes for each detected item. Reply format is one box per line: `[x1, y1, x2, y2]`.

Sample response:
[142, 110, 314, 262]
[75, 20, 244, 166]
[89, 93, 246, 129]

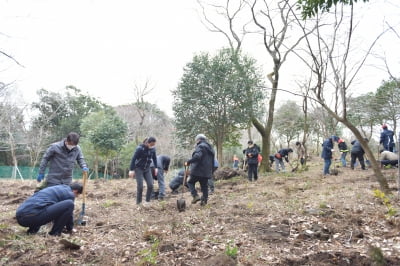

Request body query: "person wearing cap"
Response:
[337, 138, 349, 167]
[129, 137, 158, 206]
[321, 135, 339, 175]
[16, 183, 83, 236]
[36, 132, 88, 188]
[350, 138, 368, 170]
[380, 124, 395, 152]
[274, 148, 293, 173]
[185, 134, 215, 206]
[244, 140, 260, 181]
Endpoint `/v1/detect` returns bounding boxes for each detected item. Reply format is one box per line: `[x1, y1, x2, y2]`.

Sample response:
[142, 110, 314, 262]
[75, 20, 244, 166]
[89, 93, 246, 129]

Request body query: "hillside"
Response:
[1, 160, 400, 265]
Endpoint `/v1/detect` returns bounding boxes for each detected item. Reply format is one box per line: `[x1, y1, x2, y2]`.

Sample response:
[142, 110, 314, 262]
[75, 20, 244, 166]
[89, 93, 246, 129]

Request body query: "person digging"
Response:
[185, 134, 215, 206]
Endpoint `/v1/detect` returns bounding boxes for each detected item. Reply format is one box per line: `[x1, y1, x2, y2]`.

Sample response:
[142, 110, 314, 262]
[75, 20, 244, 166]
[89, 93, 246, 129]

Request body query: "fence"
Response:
[0, 166, 111, 179]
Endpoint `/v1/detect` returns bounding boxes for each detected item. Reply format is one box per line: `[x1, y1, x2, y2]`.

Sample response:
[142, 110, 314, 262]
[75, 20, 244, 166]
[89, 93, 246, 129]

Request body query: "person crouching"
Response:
[16, 183, 83, 236]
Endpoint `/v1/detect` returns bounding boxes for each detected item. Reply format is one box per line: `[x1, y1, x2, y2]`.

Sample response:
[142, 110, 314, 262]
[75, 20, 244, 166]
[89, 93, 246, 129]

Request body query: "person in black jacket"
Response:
[274, 148, 293, 173]
[129, 137, 158, 205]
[350, 138, 368, 170]
[244, 140, 259, 181]
[338, 138, 349, 167]
[169, 169, 185, 194]
[185, 134, 215, 206]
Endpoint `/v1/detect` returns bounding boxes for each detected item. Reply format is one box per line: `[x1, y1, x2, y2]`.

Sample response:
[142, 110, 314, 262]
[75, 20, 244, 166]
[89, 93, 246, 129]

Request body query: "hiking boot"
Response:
[191, 195, 201, 204]
[200, 199, 207, 206]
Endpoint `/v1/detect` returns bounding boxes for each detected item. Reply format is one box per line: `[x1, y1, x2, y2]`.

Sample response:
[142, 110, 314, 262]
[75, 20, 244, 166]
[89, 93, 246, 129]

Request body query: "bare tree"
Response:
[132, 79, 155, 143]
[197, 0, 316, 171]
[292, 4, 390, 191]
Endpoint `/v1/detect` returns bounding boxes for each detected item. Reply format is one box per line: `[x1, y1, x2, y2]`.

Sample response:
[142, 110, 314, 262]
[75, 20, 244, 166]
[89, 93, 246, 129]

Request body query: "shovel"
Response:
[177, 166, 188, 212]
[77, 171, 88, 225]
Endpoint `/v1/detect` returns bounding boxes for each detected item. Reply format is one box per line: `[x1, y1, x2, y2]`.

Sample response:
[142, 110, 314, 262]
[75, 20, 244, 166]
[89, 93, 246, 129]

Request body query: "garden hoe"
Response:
[77, 170, 88, 225]
[177, 166, 189, 212]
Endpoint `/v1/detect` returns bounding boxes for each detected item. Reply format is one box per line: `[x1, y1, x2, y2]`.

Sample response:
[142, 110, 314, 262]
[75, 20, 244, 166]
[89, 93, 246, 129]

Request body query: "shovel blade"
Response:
[177, 198, 186, 212]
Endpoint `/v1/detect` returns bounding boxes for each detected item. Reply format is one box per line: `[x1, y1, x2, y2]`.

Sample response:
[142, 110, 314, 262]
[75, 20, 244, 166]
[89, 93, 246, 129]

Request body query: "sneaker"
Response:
[158, 196, 165, 201]
[191, 195, 201, 204]
[200, 199, 207, 206]
[143, 201, 151, 208]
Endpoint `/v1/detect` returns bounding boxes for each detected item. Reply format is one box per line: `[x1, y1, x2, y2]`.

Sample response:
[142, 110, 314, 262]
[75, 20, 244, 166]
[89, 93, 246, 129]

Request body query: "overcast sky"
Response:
[1, 0, 399, 117]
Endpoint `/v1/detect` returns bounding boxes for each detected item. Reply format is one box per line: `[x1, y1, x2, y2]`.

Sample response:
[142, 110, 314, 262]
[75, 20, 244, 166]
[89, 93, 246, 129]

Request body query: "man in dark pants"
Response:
[16, 183, 83, 236]
[185, 134, 215, 206]
[350, 138, 368, 170]
[244, 140, 259, 181]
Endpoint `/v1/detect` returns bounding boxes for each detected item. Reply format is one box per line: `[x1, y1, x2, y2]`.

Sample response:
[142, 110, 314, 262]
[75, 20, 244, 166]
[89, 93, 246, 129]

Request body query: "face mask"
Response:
[66, 145, 76, 150]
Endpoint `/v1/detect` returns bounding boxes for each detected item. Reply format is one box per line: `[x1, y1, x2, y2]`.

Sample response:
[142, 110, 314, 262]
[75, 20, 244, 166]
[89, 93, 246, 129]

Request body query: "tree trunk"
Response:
[344, 122, 389, 193]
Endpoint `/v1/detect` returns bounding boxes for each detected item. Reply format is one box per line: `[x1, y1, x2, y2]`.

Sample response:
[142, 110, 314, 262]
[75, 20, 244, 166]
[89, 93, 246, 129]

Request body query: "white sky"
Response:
[1, 0, 400, 118]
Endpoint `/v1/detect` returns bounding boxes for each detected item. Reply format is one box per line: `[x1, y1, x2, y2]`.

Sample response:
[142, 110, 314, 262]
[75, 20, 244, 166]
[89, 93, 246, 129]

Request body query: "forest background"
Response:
[0, 0, 400, 192]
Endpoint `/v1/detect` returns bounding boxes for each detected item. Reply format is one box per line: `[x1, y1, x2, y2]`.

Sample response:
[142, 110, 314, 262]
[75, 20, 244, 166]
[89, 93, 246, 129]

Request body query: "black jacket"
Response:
[277, 148, 292, 162]
[187, 140, 215, 179]
[245, 145, 259, 165]
[130, 144, 157, 171]
[351, 140, 364, 155]
[338, 141, 348, 152]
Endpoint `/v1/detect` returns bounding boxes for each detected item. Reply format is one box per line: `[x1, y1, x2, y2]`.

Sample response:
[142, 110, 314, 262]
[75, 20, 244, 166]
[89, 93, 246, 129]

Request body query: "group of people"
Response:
[15, 123, 398, 236]
[321, 124, 398, 175]
[17, 132, 217, 236]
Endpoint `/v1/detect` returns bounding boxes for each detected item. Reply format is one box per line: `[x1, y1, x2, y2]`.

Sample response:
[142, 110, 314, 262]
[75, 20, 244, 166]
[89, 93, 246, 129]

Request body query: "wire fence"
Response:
[0, 166, 110, 180]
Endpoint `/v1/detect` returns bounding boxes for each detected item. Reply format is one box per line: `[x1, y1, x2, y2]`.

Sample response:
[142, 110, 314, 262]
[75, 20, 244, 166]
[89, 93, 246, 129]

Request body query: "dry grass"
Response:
[1, 159, 400, 265]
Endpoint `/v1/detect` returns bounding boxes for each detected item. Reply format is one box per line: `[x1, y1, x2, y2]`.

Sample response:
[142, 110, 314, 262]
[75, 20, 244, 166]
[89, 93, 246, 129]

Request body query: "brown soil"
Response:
[1, 160, 400, 265]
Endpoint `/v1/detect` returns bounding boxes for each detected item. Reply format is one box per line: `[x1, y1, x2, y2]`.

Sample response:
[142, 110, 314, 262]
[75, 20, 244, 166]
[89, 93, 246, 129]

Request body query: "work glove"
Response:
[83, 167, 89, 172]
[37, 173, 45, 182]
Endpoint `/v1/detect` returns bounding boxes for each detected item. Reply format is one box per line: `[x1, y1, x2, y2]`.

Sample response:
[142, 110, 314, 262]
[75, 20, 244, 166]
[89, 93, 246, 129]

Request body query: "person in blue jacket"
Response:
[321, 135, 339, 175]
[380, 124, 395, 152]
[274, 148, 293, 173]
[129, 137, 157, 205]
[244, 140, 260, 180]
[16, 183, 82, 236]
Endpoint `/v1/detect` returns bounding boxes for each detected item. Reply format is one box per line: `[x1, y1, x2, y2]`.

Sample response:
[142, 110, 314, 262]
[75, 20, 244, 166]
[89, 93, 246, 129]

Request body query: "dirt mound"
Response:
[214, 167, 247, 180]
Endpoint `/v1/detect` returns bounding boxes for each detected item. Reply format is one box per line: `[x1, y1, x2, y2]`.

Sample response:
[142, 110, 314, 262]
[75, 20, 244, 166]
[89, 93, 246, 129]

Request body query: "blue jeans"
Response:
[155, 168, 165, 198]
[208, 178, 214, 192]
[16, 200, 74, 235]
[274, 158, 285, 172]
[187, 175, 208, 202]
[323, 159, 331, 175]
[135, 168, 153, 204]
[340, 152, 347, 167]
